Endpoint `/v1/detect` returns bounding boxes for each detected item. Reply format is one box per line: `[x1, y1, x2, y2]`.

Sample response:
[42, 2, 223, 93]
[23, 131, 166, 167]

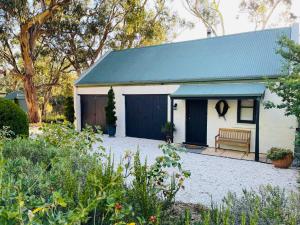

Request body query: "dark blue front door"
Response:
[186, 100, 208, 145]
[125, 95, 167, 140]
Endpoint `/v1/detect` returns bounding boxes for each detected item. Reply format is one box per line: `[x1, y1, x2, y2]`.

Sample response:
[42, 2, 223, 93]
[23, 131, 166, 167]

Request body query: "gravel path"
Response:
[99, 136, 299, 206]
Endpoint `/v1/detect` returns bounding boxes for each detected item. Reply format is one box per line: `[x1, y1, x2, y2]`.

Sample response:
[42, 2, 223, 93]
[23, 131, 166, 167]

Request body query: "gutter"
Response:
[74, 75, 281, 88]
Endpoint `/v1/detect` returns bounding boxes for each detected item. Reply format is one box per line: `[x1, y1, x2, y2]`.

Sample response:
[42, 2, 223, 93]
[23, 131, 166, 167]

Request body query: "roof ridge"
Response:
[111, 26, 291, 53]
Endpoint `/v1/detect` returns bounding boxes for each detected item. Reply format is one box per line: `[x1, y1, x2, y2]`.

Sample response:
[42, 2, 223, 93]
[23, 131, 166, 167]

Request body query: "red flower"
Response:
[149, 215, 157, 223]
[115, 203, 122, 210]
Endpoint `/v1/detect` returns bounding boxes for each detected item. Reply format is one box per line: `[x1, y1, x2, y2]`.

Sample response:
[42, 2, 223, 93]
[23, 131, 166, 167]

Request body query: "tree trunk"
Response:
[41, 86, 52, 120]
[24, 76, 40, 123]
[20, 26, 41, 123]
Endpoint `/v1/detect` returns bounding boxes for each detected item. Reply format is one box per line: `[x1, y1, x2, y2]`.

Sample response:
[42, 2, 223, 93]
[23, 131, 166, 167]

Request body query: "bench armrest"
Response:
[215, 134, 220, 140]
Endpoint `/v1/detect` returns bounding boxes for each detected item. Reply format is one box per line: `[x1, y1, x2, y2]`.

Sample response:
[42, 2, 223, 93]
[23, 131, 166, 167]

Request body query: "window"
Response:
[237, 99, 256, 124]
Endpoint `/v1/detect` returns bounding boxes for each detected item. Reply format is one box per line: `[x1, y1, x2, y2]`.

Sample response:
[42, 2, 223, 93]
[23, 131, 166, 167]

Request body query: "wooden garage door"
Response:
[81, 95, 108, 132]
[125, 95, 168, 140]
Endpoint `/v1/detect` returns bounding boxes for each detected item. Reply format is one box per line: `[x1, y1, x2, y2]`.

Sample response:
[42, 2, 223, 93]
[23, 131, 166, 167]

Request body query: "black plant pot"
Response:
[165, 133, 172, 143]
[107, 125, 116, 137]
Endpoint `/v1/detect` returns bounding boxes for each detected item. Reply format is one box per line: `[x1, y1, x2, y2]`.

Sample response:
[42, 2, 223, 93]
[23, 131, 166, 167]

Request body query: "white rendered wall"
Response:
[75, 85, 180, 136]
[207, 99, 256, 152]
[260, 89, 297, 152]
[75, 83, 297, 153]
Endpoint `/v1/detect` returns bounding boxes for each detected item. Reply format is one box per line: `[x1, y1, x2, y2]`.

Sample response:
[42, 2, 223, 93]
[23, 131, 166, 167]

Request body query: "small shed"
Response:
[5, 91, 28, 113]
[0, 91, 6, 98]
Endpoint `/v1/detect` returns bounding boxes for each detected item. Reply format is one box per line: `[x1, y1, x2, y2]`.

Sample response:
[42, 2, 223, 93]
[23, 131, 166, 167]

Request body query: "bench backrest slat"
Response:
[219, 128, 251, 141]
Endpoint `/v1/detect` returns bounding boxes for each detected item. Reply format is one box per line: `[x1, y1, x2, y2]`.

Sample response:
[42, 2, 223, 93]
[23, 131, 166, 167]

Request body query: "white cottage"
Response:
[74, 24, 299, 161]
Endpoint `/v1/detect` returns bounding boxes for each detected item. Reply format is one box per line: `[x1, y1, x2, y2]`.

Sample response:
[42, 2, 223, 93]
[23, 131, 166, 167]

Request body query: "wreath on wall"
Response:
[215, 100, 229, 118]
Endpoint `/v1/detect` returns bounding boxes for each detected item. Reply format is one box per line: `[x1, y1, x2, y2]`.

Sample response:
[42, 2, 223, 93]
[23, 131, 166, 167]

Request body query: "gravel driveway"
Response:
[99, 136, 299, 206]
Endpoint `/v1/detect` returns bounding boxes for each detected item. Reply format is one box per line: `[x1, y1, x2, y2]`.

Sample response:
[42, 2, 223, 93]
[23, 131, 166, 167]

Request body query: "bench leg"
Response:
[215, 143, 221, 152]
[215, 141, 219, 152]
[246, 144, 250, 156]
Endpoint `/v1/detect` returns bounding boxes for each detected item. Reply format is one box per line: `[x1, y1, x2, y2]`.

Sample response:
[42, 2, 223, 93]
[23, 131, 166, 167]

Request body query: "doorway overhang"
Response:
[169, 83, 265, 162]
[170, 83, 266, 99]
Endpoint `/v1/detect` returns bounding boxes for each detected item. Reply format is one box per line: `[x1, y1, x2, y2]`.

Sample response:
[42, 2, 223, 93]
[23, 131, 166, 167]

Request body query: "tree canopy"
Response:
[266, 36, 300, 122]
[0, 0, 71, 122]
[0, 0, 183, 122]
[239, 0, 296, 30]
[185, 0, 225, 36]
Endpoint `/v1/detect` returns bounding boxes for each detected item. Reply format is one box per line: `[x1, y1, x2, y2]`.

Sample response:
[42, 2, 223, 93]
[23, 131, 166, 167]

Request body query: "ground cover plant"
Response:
[162, 186, 300, 225]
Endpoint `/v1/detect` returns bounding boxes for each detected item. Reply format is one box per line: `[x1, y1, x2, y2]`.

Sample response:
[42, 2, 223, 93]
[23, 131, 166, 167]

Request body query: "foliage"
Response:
[105, 87, 117, 126]
[239, 0, 296, 30]
[42, 114, 65, 124]
[123, 144, 191, 222]
[0, 98, 28, 137]
[161, 122, 176, 135]
[0, 126, 14, 140]
[126, 152, 162, 223]
[64, 96, 75, 123]
[38, 123, 104, 154]
[185, 0, 224, 36]
[150, 144, 191, 205]
[265, 36, 300, 123]
[34, 53, 76, 119]
[0, 0, 184, 122]
[163, 186, 300, 225]
[49, 0, 186, 75]
[50, 95, 67, 115]
[210, 186, 300, 225]
[0, 123, 189, 224]
[0, 0, 72, 122]
[267, 147, 293, 160]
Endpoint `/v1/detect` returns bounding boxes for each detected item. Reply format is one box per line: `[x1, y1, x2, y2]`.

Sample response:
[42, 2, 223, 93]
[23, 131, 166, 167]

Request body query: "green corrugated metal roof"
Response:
[76, 27, 291, 86]
[5, 91, 25, 100]
[171, 83, 266, 98]
[5, 91, 28, 112]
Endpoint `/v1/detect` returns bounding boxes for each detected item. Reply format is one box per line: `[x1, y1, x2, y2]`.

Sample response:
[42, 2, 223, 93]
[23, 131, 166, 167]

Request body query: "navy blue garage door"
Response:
[125, 95, 168, 140]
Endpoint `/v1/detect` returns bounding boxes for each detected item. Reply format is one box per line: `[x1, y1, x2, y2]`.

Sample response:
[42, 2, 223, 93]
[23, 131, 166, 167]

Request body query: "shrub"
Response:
[267, 147, 293, 160]
[165, 186, 300, 225]
[42, 114, 65, 123]
[0, 98, 29, 137]
[161, 122, 176, 141]
[126, 152, 162, 222]
[64, 96, 75, 123]
[0, 123, 189, 224]
[207, 186, 300, 225]
[105, 87, 117, 126]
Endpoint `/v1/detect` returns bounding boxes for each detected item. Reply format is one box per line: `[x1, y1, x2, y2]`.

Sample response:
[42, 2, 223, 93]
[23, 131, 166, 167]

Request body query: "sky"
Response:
[170, 0, 300, 42]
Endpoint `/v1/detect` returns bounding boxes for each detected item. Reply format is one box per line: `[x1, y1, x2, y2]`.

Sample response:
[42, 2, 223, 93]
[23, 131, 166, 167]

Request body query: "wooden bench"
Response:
[215, 128, 251, 155]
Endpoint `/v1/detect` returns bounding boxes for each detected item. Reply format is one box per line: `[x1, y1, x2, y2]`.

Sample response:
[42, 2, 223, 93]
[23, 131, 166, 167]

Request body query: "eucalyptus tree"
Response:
[34, 46, 75, 119]
[239, 0, 296, 30]
[0, 0, 71, 122]
[184, 0, 225, 36]
[51, 0, 182, 75]
[0, 0, 181, 122]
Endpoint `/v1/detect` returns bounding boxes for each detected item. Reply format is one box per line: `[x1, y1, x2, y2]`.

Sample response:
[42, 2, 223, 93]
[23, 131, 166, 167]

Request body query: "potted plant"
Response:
[267, 147, 294, 168]
[161, 122, 175, 142]
[105, 87, 117, 137]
